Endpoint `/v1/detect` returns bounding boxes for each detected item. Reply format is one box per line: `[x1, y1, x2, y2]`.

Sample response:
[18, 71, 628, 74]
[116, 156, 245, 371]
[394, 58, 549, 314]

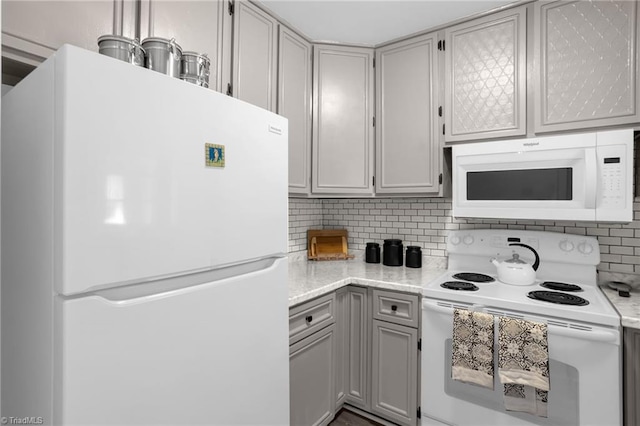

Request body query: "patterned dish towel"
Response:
[498, 317, 550, 417]
[451, 308, 495, 389]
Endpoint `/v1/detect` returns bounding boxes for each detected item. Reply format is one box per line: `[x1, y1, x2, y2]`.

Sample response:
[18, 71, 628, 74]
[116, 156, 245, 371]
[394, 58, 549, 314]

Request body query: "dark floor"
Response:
[329, 409, 382, 426]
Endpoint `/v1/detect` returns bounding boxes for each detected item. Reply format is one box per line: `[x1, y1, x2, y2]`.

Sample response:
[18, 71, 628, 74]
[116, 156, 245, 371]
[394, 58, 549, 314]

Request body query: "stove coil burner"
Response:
[527, 290, 589, 306]
[540, 281, 583, 292]
[441, 281, 479, 291]
[452, 272, 495, 283]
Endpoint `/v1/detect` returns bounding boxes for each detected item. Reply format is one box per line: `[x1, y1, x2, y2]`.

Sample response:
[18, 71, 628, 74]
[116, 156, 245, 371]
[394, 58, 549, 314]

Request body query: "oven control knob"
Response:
[578, 242, 594, 255]
[463, 235, 474, 245]
[559, 240, 574, 252]
[450, 235, 461, 245]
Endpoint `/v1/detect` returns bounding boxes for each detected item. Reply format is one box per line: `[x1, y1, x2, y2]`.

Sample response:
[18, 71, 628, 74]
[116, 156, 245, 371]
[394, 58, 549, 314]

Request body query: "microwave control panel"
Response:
[597, 144, 627, 209]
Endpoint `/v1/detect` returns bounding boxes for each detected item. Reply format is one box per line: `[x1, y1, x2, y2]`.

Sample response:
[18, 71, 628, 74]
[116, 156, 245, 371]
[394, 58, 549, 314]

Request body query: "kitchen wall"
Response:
[288, 198, 323, 252]
[288, 197, 640, 274]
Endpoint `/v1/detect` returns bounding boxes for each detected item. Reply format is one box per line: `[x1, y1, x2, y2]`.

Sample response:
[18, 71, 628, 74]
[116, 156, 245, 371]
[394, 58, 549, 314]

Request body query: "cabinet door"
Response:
[2, 0, 130, 66]
[376, 33, 441, 194]
[290, 324, 336, 426]
[312, 45, 375, 195]
[345, 287, 370, 410]
[140, 0, 229, 93]
[278, 26, 312, 195]
[371, 320, 418, 426]
[624, 327, 640, 426]
[334, 288, 349, 408]
[534, 0, 640, 132]
[232, 1, 277, 111]
[444, 6, 527, 142]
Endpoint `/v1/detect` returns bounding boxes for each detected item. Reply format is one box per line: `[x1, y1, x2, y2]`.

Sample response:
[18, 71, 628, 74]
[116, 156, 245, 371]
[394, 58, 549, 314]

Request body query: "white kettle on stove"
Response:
[491, 243, 540, 285]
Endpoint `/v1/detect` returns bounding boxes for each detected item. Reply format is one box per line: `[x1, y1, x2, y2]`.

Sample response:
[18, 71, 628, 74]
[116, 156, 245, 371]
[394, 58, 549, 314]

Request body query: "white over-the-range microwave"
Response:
[452, 128, 635, 222]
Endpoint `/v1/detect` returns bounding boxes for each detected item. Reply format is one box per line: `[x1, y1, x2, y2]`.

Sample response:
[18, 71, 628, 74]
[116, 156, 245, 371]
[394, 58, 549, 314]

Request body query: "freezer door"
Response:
[54, 46, 288, 295]
[55, 257, 289, 425]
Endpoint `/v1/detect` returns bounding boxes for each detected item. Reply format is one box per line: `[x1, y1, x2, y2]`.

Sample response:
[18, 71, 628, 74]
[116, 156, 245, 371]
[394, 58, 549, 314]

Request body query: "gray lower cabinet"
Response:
[291, 287, 420, 426]
[334, 288, 349, 407]
[371, 320, 418, 425]
[534, 0, 640, 132]
[290, 324, 336, 426]
[344, 287, 370, 410]
[369, 289, 420, 426]
[624, 327, 640, 426]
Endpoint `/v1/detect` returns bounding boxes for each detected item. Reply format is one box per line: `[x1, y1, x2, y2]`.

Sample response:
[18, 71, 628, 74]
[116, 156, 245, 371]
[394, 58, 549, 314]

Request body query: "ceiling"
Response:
[256, 0, 518, 46]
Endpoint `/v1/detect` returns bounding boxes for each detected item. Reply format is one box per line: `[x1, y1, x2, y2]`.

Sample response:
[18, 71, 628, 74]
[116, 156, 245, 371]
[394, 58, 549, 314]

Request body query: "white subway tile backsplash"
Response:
[288, 197, 640, 273]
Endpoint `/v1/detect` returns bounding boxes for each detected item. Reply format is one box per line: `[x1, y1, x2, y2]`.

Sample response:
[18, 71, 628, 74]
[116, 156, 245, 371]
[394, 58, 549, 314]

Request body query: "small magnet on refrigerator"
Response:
[205, 143, 225, 168]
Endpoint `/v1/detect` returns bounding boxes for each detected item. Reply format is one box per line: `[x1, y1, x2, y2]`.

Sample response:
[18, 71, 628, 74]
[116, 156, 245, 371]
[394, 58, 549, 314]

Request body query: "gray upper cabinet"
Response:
[2, 0, 128, 66]
[140, 0, 230, 93]
[444, 6, 527, 142]
[278, 26, 313, 195]
[2, 0, 231, 93]
[312, 45, 375, 195]
[534, 0, 640, 133]
[375, 32, 441, 195]
[232, 0, 278, 112]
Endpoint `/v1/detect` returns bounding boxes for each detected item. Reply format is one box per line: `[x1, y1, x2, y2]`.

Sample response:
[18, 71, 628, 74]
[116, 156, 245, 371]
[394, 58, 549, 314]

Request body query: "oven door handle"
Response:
[547, 324, 619, 344]
[422, 300, 620, 344]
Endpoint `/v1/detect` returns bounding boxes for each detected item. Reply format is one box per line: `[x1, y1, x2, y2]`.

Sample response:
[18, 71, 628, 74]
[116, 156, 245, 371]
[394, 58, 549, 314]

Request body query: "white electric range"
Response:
[421, 229, 621, 426]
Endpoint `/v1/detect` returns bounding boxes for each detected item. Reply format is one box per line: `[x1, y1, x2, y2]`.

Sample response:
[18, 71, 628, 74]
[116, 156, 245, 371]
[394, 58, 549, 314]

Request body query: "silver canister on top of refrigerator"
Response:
[141, 37, 182, 78]
[97, 35, 145, 66]
[180, 52, 211, 88]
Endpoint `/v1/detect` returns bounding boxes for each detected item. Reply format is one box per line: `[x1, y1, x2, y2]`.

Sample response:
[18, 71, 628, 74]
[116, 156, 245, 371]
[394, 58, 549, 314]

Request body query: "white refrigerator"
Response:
[2, 45, 290, 425]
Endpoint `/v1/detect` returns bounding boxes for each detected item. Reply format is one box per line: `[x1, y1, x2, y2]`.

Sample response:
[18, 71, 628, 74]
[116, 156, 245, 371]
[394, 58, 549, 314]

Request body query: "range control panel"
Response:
[447, 229, 600, 266]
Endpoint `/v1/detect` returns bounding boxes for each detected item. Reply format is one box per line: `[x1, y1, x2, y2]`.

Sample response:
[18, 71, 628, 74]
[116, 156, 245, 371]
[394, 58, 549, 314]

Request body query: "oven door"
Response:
[421, 299, 621, 426]
[452, 136, 597, 221]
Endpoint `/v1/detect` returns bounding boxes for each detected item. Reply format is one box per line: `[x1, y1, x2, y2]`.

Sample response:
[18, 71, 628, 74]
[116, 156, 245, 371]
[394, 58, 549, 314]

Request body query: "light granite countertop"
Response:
[599, 271, 640, 329]
[288, 251, 447, 307]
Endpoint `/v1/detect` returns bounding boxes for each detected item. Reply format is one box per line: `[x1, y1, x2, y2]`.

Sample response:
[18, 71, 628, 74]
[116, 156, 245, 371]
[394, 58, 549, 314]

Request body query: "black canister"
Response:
[406, 246, 422, 268]
[365, 242, 381, 263]
[383, 239, 403, 266]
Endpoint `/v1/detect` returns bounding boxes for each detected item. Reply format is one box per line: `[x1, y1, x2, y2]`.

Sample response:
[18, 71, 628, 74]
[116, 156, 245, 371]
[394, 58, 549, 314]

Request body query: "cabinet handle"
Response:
[391, 305, 398, 312]
[305, 315, 313, 323]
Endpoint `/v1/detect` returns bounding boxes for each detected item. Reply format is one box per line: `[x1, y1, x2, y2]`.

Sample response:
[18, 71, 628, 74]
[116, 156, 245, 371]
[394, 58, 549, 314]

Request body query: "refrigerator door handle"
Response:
[64, 256, 285, 305]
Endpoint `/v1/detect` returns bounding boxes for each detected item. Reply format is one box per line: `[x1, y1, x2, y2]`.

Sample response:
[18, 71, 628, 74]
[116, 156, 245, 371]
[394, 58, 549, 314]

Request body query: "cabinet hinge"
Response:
[373, 57, 375, 68]
[228, 0, 234, 15]
[417, 407, 422, 419]
[373, 176, 375, 187]
[438, 173, 443, 185]
[438, 106, 442, 117]
[442, 124, 445, 135]
[437, 40, 442, 51]
[373, 116, 376, 127]
[226, 83, 233, 96]
[418, 338, 422, 351]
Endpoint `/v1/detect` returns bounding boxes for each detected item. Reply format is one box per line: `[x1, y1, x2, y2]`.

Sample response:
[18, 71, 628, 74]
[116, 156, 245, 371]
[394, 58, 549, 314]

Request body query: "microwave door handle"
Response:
[584, 148, 597, 209]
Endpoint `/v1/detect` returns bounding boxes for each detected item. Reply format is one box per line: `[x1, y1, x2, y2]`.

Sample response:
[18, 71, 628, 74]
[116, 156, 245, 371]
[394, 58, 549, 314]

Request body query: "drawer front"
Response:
[372, 289, 419, 328]
[289, 293, 336, 344]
